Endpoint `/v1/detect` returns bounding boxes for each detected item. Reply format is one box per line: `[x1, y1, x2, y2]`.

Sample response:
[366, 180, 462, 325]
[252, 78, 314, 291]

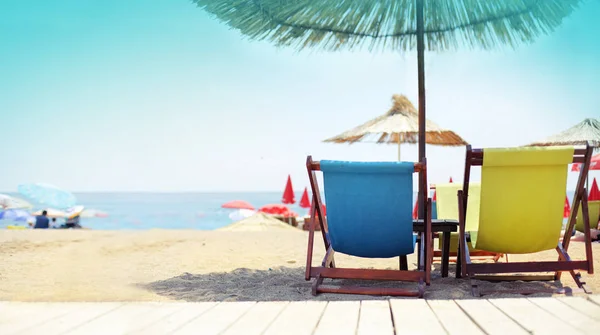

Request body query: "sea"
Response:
[1, 192, 316, 230]
[1, 191, 576, 230]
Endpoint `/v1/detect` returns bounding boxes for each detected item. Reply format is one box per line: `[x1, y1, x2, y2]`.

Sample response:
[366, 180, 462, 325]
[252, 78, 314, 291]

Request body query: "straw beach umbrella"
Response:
[194, 0, 581, 218]
[324, 94, 467, 160]
[528, 118, 600, 150]
[527, 118, 600, 189]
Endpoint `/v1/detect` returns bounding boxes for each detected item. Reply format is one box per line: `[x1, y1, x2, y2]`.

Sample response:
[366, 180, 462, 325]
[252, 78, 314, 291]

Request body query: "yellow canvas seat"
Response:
[436, 183, 475, 250]
[575, 200, 600, 233]
[435, 183, 504, 264]
[459, 145, 595, 296]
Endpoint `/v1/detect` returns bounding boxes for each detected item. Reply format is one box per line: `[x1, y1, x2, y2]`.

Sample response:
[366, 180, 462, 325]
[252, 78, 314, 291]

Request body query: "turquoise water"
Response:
[1, 192, 317, 230]
[2, 190, 575, 230]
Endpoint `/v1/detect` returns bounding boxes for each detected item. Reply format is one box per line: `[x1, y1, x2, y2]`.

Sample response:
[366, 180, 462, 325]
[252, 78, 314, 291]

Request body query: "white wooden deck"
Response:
[1, 296, 599, 335]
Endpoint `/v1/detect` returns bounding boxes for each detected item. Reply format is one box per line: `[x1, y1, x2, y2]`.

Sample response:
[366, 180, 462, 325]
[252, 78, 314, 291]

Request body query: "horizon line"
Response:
[1, 189, 580, 194]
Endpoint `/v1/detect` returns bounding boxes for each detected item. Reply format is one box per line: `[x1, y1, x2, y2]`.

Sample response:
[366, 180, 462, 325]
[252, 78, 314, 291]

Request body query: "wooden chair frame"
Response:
[432, 248, 505, 265]
[305, 156, 432, 298]
[458, 145, 595, 296]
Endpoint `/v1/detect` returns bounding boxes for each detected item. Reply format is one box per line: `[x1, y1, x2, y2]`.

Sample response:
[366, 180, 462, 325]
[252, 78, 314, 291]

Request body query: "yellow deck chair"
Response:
[575, 200, 600, 233]
[435, 183, 505, 264]
[459, 145, 595, 296]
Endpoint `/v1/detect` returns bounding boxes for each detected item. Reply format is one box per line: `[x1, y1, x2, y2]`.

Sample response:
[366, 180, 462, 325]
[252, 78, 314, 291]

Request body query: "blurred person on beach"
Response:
[571, 229, 600, 242]
[562, 219, 600, 242]
[34, 210, 50, 229]
[64, 215, 82, 229]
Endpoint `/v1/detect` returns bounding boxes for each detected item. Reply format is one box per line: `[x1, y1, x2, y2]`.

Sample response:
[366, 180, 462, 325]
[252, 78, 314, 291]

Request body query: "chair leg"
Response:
[470, 279, 480, 297]
[311, 274, 324, 296]
[399, 256, 408, 271]
[416, 238, 422, 270]
[555, 244, 592, 294]
[569, 271, 591, 294]
[323, 246, 335, 268]
[441, 232, 451, 277]
[418, 279, 425, 298]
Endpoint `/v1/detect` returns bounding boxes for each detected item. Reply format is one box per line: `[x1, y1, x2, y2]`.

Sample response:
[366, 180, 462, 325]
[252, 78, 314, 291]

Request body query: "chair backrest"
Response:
[320, 160, 416, 258]
[575, 200, 600, 232]
[436, 182, 481, 232]
[468, 146, 575, 254]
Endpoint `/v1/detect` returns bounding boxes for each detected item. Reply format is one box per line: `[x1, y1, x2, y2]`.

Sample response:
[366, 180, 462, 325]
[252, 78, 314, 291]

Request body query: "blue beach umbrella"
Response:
[0, 209, 34, 222]
[18, 183, 77, 209]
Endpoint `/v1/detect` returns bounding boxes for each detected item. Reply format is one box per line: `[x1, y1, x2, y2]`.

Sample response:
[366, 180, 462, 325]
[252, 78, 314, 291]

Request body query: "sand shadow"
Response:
[139, 265, 570, 302]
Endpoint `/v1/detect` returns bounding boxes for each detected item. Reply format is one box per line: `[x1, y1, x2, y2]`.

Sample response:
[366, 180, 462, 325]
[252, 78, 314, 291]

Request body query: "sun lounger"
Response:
[459, 145, 595, 296]
[434, 182, 505, 264]
[575, 200, 600, 232]
[305, 156, 432, 297]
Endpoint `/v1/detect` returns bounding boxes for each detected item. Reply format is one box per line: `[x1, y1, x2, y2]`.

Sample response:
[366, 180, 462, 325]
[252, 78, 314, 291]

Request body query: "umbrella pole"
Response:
[397, 141, 401, 161]
[416, 0, 426, 220]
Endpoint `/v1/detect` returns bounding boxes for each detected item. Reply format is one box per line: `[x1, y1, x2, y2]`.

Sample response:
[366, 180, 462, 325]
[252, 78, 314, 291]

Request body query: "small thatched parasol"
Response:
[324, 94, 467, 159]
[527, 118, 600, 189]
[528, 118, 600, 150]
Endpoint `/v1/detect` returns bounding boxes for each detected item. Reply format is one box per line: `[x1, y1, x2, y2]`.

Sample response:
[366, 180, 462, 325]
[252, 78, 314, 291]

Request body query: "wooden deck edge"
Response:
[586, 295, 600, 306]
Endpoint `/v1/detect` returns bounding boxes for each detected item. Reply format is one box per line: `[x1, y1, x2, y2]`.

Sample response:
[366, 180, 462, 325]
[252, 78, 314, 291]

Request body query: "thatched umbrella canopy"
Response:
[528, 118, 600, 150]
[324, 94, 467, 159]
[193, 0, 581, 218]
[527, 118, 600, 189]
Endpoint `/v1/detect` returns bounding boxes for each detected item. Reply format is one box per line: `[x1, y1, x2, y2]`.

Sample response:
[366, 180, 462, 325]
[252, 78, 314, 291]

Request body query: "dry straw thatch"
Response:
[528, 118, 600, 150]
[324, 94, 467, 146]
[193, 0, 581, 52]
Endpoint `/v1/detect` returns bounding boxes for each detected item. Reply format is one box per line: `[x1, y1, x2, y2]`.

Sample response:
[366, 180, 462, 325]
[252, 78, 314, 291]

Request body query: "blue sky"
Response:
[1, 0, 599, 192]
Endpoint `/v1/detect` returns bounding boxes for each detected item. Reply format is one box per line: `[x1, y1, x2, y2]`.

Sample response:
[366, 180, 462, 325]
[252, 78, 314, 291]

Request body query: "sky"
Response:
[1, 0, 599, 192]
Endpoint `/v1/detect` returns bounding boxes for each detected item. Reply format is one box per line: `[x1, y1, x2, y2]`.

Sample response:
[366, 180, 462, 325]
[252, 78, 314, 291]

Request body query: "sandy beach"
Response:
[0, 229, 598, 302]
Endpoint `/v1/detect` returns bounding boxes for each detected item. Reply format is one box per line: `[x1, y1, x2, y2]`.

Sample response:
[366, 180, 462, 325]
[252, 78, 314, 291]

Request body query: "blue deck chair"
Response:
[305, 156, 432, 298]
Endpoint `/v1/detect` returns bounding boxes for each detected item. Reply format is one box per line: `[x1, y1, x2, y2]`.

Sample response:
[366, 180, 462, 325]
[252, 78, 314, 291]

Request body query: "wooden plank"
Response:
[263, 301, 327, 335]
[314, 301, 360, 335]
[119, 303, 189, 334]
[490, 298, 583, 334]
[26, 302, 123, 335]
[65, 302, 160, 334]
[390, 299, 446, 335]
[128, 302, 217, 335]
[529, 297, 600, 334]
[557, 297, 600, 321]
[0, 302, 54, 323]
[0, 302, 84, 335]
[356, 300, 394, 335]
[455, 299, 528, 335]
[221, 301, 288, 335]
[589, 295, 600, 306]
[427, 300, 484, 335]
[173, 301, 255, 335]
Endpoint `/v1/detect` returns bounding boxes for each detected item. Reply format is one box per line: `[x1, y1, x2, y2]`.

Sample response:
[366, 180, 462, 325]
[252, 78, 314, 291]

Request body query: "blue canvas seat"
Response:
[305, 156, 432, 298]
[320, 160, 416, 258]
